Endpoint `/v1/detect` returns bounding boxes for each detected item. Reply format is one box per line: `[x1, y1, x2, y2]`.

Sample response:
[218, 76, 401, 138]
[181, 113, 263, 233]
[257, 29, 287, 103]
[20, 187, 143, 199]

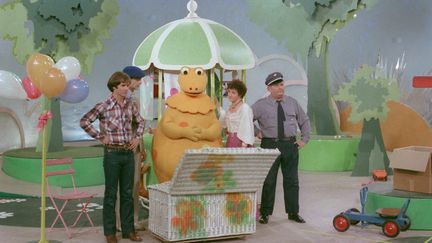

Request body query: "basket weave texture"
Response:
[148, 148, 280, 241]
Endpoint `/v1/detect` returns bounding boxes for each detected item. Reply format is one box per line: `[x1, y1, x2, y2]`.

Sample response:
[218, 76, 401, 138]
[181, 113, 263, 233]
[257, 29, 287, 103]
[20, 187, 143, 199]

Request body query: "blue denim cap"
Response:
[122, 66, 145, 79]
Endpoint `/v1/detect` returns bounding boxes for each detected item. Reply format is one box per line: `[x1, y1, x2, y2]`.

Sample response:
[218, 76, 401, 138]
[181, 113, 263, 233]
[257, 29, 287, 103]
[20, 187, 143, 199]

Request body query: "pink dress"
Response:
[226, 132, 243, 147]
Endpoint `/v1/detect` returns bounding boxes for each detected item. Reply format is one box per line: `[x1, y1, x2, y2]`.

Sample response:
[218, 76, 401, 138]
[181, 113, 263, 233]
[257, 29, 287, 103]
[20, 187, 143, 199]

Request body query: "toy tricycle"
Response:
[333, 187, 411, 238]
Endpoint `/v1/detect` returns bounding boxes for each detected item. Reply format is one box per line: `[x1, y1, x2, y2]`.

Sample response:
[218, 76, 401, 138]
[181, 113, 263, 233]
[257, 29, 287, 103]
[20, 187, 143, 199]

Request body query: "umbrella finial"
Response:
[186, 0, 199, 18]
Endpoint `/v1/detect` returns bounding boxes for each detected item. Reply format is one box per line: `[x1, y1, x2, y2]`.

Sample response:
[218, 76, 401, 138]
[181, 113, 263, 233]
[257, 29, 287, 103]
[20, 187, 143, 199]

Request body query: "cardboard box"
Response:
[388, 146, 432, 194]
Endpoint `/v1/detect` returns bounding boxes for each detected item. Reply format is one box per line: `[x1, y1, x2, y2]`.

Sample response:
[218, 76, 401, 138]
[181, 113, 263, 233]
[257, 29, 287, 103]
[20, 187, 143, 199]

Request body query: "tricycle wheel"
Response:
[348, 208, 360, 225]
[400, 215, 411, 231]
[382, 220, 400, 238]
[333, 214, 350, 232]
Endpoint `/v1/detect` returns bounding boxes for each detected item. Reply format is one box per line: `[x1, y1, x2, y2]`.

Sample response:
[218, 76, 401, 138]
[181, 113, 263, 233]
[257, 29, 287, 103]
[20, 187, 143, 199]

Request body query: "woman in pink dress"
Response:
[218, 80, 255, 148]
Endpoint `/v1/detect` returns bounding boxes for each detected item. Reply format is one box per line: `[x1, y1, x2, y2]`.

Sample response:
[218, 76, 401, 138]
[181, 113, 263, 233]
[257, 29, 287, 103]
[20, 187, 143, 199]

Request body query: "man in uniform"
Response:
[252, 72, 311, 224]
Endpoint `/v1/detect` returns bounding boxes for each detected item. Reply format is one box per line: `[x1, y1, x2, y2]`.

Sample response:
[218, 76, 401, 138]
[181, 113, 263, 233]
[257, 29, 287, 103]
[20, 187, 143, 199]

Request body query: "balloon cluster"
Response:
[24, 53, 89, 103]
[0, 54, 89, 102]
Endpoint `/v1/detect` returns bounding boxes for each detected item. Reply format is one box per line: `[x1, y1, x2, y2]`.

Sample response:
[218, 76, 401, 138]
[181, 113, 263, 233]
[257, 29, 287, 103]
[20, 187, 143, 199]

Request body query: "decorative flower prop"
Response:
[0, 212, 14, 219]
[190, 161, 224, 185]
[171, 199, 207, 237]
[190, 160, 236, 192]
[0, 199, 27, 204]
[36, 111, 52, 132]
[190, 155, 236, 192]
[224, 193, 252, 225]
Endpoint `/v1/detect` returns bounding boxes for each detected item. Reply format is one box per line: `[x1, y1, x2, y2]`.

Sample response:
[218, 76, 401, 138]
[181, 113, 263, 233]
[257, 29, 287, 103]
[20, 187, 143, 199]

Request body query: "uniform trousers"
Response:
[260, 138, 299, 216]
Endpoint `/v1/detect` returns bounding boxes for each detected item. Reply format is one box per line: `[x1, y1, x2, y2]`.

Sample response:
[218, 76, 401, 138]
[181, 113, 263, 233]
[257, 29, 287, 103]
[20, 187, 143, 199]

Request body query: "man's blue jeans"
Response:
[103, 148, 135, 236]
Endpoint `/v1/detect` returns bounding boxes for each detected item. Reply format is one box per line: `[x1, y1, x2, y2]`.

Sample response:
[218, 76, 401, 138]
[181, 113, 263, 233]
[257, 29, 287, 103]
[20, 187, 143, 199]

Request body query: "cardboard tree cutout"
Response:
[246, 0, 378, 135]
[152, 67, 222, 182]
[335, 65, 399, 176]
[0, 0, 119, 152]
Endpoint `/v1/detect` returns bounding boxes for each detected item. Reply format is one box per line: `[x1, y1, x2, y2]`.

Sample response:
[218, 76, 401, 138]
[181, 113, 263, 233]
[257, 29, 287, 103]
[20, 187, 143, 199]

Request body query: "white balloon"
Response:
[54, 56, 81, 81]
[0, 70, 27, 100]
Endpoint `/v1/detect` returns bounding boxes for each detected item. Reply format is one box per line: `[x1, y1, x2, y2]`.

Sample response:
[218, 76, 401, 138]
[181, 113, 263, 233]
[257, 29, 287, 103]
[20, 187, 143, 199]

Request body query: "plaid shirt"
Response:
[80, 95, 145, 145]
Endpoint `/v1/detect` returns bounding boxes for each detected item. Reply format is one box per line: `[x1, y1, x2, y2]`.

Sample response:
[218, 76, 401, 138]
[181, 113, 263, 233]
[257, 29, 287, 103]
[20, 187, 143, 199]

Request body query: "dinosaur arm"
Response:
[160, 110, 183, 139]
[201, 113, 222, 141]
[160, 109, 201, 141]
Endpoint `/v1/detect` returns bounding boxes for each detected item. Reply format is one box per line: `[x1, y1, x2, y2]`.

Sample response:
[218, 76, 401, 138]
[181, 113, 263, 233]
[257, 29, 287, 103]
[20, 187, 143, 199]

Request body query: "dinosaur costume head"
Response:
[179, 67, 207, 97]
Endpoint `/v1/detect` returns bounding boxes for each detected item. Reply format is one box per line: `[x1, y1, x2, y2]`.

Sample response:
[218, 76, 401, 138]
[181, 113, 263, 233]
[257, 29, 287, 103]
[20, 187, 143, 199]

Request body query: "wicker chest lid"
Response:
[154, 147, 280, 195]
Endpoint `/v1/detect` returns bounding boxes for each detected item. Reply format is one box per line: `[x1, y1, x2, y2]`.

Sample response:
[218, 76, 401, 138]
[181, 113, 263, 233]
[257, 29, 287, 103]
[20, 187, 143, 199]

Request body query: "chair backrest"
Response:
[45, 157, 77, 193]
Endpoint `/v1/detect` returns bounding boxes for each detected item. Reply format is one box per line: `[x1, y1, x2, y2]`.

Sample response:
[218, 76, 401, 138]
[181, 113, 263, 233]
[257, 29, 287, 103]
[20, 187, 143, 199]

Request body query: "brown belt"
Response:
[104, 144, 131, 151]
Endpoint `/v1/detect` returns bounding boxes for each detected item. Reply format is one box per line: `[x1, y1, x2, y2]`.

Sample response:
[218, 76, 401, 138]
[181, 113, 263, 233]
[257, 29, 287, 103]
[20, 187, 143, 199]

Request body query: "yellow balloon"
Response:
[26, 53, 54, 89]
[39, 67, 66, 98]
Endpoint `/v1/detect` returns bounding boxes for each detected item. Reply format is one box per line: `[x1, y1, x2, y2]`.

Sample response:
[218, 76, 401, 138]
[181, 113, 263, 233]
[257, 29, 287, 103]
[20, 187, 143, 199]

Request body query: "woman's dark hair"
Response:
[227, 79, 247, 98]
[107, 71, 131, 92]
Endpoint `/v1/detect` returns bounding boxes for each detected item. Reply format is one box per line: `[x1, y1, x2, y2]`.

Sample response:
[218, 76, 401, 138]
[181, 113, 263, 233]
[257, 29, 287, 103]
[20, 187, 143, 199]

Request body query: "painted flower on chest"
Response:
[224, 193, 252, 225]
[190, 154, 237, 192]
[171, 199, 207, 237]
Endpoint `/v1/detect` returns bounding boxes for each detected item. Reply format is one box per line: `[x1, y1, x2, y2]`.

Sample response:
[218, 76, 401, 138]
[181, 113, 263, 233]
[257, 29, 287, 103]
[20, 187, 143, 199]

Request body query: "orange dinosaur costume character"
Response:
[152, 67, 222, 182]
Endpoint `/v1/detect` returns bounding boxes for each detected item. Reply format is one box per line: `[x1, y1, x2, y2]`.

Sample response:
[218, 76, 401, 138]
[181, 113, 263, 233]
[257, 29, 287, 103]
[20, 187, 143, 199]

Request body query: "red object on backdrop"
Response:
[372, 170, 387, 181]
[412, 76, 432, 88]
[154, 83, 159, 98]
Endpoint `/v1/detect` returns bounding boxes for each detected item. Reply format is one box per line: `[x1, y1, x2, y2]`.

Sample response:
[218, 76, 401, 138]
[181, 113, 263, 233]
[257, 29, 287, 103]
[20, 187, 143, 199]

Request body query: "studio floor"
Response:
[0, 155, 431, 243]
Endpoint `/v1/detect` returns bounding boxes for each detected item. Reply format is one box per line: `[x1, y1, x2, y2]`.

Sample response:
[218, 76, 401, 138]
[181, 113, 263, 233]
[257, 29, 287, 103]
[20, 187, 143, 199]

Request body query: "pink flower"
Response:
[36, 111, 52, 132]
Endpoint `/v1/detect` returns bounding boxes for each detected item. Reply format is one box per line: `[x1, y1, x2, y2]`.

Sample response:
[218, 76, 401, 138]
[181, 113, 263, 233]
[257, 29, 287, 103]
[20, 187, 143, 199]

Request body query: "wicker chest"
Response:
[148, 148, 280, 242]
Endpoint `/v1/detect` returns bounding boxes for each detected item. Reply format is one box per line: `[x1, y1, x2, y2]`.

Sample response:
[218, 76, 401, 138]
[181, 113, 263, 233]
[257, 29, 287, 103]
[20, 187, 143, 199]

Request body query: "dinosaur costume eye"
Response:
[181, 67, 189, 75]
[195, 68, 204, 76]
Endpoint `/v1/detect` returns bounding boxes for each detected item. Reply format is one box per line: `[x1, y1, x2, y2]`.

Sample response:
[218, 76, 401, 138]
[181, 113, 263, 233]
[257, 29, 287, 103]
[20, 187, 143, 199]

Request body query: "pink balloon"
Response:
[22, 76, 41, 99]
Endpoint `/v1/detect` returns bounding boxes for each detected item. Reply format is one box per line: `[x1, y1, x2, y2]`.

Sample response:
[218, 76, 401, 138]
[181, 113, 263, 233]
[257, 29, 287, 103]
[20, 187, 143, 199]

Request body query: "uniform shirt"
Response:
[252, 95, 311, 143]
[80, 95, 145, 145]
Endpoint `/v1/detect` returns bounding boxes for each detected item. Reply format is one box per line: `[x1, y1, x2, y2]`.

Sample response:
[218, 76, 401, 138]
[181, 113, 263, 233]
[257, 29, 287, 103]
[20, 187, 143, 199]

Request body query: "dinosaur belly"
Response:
[152, 110, 222, 183]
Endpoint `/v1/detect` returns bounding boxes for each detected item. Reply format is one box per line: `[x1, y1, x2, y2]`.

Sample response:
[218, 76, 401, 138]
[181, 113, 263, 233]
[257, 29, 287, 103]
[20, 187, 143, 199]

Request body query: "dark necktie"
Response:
[277, 100, 285, 138]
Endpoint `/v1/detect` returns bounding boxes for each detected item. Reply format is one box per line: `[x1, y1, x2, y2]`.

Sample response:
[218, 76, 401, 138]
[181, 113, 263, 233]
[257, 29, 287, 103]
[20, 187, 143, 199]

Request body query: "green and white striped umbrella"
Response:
[133, 0, 255, 70]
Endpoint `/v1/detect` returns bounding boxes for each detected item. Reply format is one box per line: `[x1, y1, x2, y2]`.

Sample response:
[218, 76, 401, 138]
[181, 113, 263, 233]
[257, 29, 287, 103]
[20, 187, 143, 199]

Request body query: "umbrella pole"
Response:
[242, 70, 247, 101]
[210, 68, 215, 100]
[219, 68, 224, 104]
[241, 70, 246, 83]
[158, 69, 163, 121]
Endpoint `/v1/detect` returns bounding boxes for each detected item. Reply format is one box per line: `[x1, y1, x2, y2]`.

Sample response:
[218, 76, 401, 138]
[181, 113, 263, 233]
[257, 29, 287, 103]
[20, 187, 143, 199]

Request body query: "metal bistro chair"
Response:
[45, 157, 97, 238]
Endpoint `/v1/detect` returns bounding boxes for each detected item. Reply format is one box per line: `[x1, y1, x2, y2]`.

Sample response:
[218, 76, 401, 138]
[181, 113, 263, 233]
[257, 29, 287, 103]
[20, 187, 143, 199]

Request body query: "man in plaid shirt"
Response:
[80, 71, 145, 243]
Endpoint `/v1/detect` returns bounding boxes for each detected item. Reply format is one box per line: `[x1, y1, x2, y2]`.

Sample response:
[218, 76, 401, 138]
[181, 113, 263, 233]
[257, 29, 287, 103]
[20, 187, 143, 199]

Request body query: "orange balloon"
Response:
[26, 53, 54, 89]
[39, 67, 66, 98]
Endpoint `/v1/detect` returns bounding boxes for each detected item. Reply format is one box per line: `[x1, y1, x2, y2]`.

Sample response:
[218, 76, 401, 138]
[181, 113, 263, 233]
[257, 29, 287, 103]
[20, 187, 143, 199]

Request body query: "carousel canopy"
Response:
[133, 0, 255, 71]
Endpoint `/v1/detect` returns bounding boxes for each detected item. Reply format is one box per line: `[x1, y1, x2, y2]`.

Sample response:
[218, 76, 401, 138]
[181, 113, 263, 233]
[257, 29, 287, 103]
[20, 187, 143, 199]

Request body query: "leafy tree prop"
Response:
[246, 0, 378, 135]
[0, 1, 35, 63]
[335, 65, 399, 176]
[0, 0, 119, 152]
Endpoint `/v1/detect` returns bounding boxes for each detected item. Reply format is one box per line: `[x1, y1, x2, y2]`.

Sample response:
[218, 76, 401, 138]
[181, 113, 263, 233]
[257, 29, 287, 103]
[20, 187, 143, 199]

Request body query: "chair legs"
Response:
[45, 158, 99, 239]
[48, 196, 97, 239]
[71, 198, 96, 228]
[49, 199, 72, 238]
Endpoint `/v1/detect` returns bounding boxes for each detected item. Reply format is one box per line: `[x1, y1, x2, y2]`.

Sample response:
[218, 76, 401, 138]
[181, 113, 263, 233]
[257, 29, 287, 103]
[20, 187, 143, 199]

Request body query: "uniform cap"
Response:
[265, 72, 283, 86]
